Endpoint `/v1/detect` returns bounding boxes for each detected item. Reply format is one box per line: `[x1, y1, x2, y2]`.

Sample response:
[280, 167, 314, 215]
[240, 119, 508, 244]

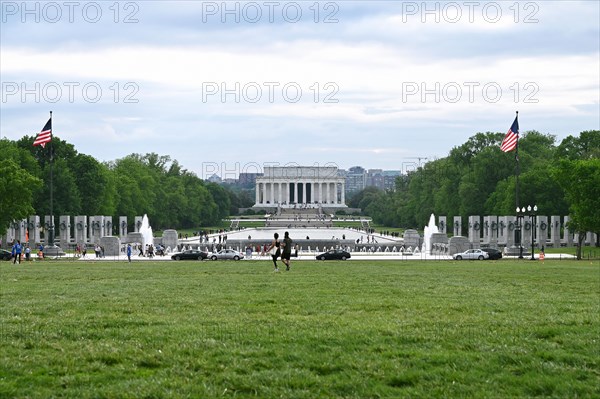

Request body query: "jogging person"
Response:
[281, 231, 293, 271]
[266, 233, 281, 272]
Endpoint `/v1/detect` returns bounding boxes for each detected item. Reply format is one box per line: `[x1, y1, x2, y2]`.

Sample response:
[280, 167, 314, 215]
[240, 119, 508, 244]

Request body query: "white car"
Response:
[209, 249, 244, 261]
[453, 249, 490, 260]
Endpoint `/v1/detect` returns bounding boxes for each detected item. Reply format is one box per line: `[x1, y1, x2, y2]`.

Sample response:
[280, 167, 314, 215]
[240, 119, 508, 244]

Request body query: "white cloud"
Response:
[0, 1, 598, 171]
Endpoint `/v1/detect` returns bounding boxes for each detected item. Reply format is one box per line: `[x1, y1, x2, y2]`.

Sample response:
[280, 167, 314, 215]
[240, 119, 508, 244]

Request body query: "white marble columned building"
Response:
[254, 166, 346, 208]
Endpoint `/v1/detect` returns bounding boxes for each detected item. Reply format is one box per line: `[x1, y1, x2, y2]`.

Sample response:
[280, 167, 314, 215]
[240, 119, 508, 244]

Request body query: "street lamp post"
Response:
[516, 207, 524, 259]
[516, 205, 537, 259]
[528, 205, 538, 260]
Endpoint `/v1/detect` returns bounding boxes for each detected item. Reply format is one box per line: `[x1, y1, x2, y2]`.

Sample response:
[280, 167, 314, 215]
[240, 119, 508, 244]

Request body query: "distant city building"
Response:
[383, 170, 401, 191]
[209, 166, 401, 194]
[345, 166, 367, 193]
[342, 167, 401, 193]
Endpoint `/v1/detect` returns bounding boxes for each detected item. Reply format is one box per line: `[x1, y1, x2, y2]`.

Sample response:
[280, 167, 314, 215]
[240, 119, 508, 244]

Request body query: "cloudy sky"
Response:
[1, 1, 598, 178]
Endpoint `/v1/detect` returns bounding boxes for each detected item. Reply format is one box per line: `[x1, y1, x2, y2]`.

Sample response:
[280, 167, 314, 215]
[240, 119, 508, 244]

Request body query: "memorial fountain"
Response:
[423, 213, 438, 254]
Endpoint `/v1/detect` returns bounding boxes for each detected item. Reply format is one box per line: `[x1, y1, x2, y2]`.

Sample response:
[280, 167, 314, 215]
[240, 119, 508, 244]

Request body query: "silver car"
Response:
[209, 249, 244, 261]
[453, 249, 490, 260]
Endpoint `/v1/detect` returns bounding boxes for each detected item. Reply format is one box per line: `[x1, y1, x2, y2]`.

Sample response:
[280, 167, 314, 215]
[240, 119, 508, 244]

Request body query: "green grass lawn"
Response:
[1, 260, 598, 398]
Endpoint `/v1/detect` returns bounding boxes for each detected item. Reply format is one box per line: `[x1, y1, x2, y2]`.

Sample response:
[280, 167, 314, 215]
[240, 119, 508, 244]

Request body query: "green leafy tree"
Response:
[555, 130, 600, 160]
[71, 154, 113, 216]
[35, 158, 82, 216]
[0, 159, 42, 232]
[555, 158, 600, 258]
[206, 182, 231, 224]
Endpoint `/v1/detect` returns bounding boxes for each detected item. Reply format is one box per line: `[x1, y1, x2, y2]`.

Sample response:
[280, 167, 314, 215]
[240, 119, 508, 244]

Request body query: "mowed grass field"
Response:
[1, 259, 598, 398]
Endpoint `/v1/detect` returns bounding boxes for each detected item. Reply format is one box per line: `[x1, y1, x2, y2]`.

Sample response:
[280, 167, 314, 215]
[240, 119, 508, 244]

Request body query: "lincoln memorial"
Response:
[253, 166, 347, 209]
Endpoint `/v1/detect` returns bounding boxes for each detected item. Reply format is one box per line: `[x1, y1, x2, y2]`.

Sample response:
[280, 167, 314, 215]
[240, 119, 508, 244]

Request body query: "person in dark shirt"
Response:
[281, 231, 293, 271]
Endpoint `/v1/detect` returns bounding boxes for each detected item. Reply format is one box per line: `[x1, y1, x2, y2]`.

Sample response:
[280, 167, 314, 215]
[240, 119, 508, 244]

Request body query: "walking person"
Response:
[266, 233, 281, 272]
[126, 244, 132, 263]
[25, 245, 31, 262]
[12, 240, 22, 264]
[281, 231, 293, 271]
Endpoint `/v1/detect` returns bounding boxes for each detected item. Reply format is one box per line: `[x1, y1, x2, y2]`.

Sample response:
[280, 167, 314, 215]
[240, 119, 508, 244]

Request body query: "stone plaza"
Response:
[2, 210, 597, 259]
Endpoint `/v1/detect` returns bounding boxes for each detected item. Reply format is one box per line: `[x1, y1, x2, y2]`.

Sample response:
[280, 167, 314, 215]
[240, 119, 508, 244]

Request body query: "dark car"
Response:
[316, 249, 351, 261]
[171, 249, 208, 261]
[483, 248, 503, 260]
[0, 249, 12, 261]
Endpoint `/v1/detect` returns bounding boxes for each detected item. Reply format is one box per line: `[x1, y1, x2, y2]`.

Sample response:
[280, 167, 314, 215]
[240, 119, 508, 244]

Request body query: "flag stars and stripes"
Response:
[501, 114, 519, 153]
[33, 118, 52, 148]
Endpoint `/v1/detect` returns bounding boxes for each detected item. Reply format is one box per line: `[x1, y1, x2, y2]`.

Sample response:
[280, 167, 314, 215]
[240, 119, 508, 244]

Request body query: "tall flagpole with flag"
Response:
[501, 111, 520, 204]
[501, 111, 520, 252]
[33, 111, 54, 246]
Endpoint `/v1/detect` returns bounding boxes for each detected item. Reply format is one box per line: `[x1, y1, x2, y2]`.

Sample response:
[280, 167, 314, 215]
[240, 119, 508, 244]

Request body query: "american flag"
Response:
[33, 118, 52, 148]
[500, 114, 519, 152]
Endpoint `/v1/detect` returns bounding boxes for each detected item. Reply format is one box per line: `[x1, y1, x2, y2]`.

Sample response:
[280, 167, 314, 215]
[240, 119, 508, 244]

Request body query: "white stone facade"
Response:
[254, 166, 346, 207]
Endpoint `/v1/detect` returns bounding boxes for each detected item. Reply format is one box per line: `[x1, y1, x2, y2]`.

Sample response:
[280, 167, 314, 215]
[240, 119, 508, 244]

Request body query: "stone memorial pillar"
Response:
[104, 216, 113, 236]
[498, 216, 508, 246]
[489, 216, 499, 247]
[6, 222, 17, 245]
[550, 216, 561, 247]
[536, 216, 548, 249]
[134, 216, 143, 233]
[44, 215, 55, 244]
[453, 216, 462, 237]
[162, 229, 178, 252]
[585, 232, 593, 246]
[100, 236, 121, 257]
[28, 216, 41, 244]
[119, 216, 128, 238]
[403, 229, 421, 250]
[15, 219, 27, 244]
[58, 216, 71, 246]
[89, 216, 105, 244]
[482, 216, 495, 245]
[438, 216, 447, 234]
[522, 216, 532, 249]
[74, 216, 88, 244]
[448, 236, 469, 255]
[430, 233, 448, 254]
[564, 216, 573, 246]
[468, 216, 481, 246]
[507, 216, 518, 247]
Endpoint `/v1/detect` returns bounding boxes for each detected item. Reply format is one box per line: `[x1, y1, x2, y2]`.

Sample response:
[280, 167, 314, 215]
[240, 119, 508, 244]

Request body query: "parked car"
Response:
[209, 249, 244, 261]
[316, 249, 351, 261]
[453, 249, 490, 260]
[0, 249, 12, 261]
[171, 249, 208, 261]
[483, 248, 503, 260]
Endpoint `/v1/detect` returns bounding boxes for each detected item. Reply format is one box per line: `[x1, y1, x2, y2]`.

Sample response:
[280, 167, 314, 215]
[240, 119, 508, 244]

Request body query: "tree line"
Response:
[348, 130, 599, 249]
[0, 136, 254, 232]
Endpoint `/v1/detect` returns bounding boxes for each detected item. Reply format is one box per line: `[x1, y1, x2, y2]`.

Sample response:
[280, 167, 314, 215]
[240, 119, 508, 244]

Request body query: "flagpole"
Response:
[514, 111, 522, 258]
[49, 111, 54, 247]
[515, 110, 519, 211]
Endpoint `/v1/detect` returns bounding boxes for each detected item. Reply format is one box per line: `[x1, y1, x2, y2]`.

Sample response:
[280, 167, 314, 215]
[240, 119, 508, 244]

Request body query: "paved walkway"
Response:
[180, 227, 400, 244]
[64, 251, 575, 262]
